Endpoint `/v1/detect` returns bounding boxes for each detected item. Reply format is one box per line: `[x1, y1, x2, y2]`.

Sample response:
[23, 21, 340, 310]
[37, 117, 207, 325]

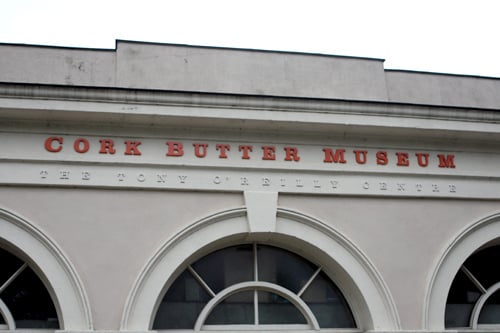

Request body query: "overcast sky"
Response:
[1, 0, 499, 77]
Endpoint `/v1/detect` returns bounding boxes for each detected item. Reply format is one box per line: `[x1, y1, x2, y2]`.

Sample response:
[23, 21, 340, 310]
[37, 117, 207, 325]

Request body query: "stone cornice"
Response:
[0, 83, 499, 145]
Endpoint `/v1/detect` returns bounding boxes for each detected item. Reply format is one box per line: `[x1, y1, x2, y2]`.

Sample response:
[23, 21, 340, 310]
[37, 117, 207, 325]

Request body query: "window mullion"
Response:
[298, 266, 322, 297]
[254, 289, 259, 325]
[253, 243, 259, 325]
[0, 262, 27, 294]
[461, 265, 487, 294]
[253, 243, 258, 281]
[187, 265, 216, 297]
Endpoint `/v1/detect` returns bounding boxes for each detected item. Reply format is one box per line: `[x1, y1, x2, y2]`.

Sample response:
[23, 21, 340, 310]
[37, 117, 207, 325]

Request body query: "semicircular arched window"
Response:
[153, 243, 356, 330]
[0, 247, 59, 330]
[445, 244, 500, 330]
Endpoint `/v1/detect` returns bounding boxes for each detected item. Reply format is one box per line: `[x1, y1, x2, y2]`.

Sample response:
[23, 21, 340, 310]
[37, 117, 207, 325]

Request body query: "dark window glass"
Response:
[0, 248, 59, 328]
[257, 245, 316, 294]
[445, 269, 480, 328]
[154, 243, 356, 329]
[0, 249, 23, 283]
[446, 245, 500, 328]
[464, 246, 500, 289]
[479, 290, 500, 324]
[205, 291, 254, 325]
[258, 291, 306, 324]
[302, 271, 355, 328]
[153, 270, 211, 329]
[192, 244, 253, 293]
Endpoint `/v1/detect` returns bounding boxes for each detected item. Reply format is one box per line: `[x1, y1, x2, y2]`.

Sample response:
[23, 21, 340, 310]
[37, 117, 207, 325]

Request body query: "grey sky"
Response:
[1, 0, 499, 77]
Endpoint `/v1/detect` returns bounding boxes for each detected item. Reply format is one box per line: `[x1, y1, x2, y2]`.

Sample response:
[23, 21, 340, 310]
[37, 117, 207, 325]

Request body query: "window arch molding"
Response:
[425, 212, 500, 331]
[121, 206, 400, 331]
[193, 281, 320, 331]
[0, 208, 93, 330]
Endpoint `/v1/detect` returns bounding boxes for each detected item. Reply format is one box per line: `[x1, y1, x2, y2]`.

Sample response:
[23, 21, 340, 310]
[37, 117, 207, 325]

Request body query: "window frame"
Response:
[154, 242, 357, 331]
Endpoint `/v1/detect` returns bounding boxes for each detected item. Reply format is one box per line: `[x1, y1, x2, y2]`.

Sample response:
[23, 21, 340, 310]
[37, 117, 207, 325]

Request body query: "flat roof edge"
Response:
[385, 69, 500, 80]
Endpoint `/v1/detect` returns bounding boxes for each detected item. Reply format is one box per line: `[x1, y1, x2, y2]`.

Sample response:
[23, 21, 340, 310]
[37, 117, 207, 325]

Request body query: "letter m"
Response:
[322, 148, 346, 163]
[438, 154, 456, 168]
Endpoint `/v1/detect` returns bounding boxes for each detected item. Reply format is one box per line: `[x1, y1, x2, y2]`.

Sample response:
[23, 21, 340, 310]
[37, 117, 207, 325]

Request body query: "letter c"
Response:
[45, 136, 63, 153]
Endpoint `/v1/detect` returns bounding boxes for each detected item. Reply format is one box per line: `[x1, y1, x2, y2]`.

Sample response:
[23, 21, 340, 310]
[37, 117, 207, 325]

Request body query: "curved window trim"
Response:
[121, 205, 400, 331]
[470, 281, 500, 329]
[0, 208, 92, 331]
[425, 212, 500, 331]
[195, 281, 320, 331]
[0, 262, 28, 330]
[0, 299, 15, 330]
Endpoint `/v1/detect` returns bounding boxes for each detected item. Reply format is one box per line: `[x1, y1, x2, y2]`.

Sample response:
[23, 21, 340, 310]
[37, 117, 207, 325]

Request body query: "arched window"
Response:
[0, 247, 59, 330]
[445, 243, 500, 329]
[153, 243, 355, 331]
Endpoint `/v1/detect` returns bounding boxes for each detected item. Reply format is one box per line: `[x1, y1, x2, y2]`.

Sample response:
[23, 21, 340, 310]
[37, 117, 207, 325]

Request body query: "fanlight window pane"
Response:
[153, 270, 211, 329]
[192, 244, 253, 293]
[153, 243, 356, 330]
[258, 291, 306, 325]
[479, 290, 500, 324]
[446, 244, 500, 329]
[0, 248, 59, 329]
[445, 269, 480, 328]
[302, 271, 355, 328]
[257, 245, 316, 294]
[0, 250, 23, 283]
[464, 246, 500, 290]
[205, 291, 254, 325]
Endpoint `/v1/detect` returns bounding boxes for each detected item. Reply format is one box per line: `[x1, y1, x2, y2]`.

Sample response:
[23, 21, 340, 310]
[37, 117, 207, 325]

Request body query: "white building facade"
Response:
[0, 40, 499, 333]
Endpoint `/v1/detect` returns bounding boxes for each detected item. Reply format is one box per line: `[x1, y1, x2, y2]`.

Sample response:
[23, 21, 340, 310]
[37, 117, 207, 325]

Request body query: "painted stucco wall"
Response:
[0, 188, 498, 330]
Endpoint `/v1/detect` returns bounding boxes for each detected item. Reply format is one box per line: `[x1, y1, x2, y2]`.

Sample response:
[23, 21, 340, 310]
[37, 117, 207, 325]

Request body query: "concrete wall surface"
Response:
[1, 40, 500, 109]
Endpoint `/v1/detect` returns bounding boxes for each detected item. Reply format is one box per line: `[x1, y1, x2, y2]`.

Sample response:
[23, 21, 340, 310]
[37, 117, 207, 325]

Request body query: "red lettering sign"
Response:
[262, 146, 276, 160]
[284, 147, 300, 162]
[124, 141, 142, 156]
[438, 154, 456, 168]
[376, 151, 388, 165]
[73, 138, 90, 153]
[42, 136, 458, 170]
[216, 144, 231, 159]
[45, 136, 63, 153]
[166, 141, 184, 157]
[239, 145, 253, 159]
[99, 139, 116, 154]
[323, 148, 346, 163]
[354, 150, 367, 164]
[396, 152, 409, 167]
[193, 143, 208, 158]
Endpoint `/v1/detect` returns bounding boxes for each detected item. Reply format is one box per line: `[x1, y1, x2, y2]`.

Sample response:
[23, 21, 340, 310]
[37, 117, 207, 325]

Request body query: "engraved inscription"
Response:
[157, 174, 167, 183]
[262, 177, 271, 186]
[26, 167, 466, 198]
[59, 170, 70, 180]
[81, 171, 91, 180]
